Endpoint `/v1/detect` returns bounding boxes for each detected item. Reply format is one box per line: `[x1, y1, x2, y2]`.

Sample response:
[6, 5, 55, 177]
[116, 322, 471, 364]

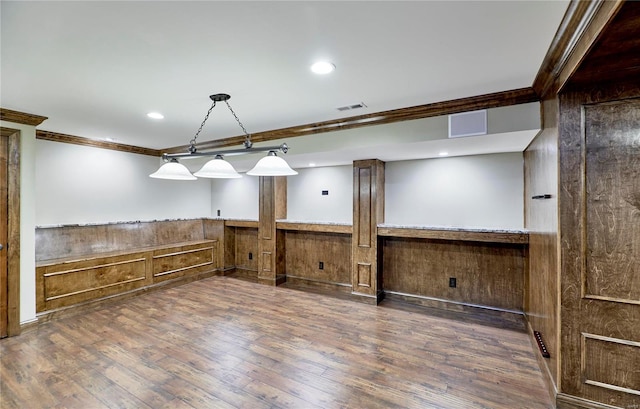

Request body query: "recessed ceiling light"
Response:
[439, 152, 449, 157]
[105, 137, 115, 142]
[147, 112, 164, 119]
[311, 61, 335, 75]
[309, 163, 316, 167]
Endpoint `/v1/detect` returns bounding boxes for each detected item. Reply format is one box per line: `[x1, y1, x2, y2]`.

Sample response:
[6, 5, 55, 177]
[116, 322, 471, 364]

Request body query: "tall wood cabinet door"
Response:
[560, 94, 640, 407]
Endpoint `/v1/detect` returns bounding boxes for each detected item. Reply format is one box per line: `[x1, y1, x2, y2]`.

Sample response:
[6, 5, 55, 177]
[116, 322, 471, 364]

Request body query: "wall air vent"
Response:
[448, 109, 487, 138]
[336, 102, 367, 112]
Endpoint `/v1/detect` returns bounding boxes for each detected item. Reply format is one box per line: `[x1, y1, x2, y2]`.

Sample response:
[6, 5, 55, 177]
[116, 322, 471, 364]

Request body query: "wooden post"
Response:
[258, 176, 287, 286]
[352, 159, 385, 303]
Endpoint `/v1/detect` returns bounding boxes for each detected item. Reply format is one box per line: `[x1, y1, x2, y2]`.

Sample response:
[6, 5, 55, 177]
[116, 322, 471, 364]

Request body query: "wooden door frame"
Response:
[1, 127, 21, 336]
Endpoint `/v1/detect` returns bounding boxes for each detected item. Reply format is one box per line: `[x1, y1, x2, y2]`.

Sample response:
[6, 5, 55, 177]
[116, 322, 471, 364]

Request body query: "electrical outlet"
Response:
[319, 261, 324, 270]
[449, 277, 457, 288]
[217, 209, 221, 217]
[248, 252, 253, 260]
[322, 190, 329, 196]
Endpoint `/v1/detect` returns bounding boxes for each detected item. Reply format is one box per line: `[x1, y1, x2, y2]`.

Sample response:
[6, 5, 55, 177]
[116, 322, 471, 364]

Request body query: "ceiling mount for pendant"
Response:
[149, 92, 297, 180]
[209, 93, 231, 102]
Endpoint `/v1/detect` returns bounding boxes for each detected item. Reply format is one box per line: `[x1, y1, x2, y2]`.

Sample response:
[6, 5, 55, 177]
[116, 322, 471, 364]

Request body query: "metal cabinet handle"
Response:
[0, 244, 4, 250]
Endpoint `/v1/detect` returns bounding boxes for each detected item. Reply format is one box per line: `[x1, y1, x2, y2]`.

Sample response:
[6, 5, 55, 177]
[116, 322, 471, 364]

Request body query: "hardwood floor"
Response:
[0, 276, 552, 408]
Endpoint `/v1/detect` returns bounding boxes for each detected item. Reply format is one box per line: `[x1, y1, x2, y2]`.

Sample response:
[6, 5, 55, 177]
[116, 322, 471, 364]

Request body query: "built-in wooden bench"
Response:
[35, 219, 225, 313]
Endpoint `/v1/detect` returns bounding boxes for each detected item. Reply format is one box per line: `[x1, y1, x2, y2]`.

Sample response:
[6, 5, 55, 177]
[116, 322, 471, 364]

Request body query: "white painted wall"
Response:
[287, 165, 353, 223]
[210, 176, 259, 220]
[1, 120, 37, 324]
[35, 140, 212, 226]
[385, 153, 524, 229]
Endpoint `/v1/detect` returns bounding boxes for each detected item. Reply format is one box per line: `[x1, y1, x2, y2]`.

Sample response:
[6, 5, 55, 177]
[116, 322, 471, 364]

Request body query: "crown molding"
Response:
[164, 87, 539, 154]
[532, 0, 625, 98]
[0, 108, 48, 126]
[36, 130, 161, 157]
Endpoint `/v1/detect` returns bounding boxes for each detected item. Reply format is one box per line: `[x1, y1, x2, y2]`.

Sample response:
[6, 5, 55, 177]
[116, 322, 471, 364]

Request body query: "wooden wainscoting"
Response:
[152, 241, 217, 282]
[223, 221, 259, 281]
[35, 219, 209, 262]
[524, 95, 560, 396]
[381, 233, 527, 313]
[283, 230, 352, 292]
[36, 240, 217, 312]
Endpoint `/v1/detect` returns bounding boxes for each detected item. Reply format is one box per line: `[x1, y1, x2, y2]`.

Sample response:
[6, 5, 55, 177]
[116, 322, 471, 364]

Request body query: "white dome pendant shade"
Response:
[247, 151, 298, 176]
[194, 155, 242, 178]
[149, 158, 197, 180]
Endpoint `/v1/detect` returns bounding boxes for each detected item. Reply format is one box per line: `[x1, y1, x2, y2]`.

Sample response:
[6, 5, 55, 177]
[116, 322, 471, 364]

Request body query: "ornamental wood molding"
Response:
[36, 130, 161, 157]
[0, 108, 48, 126]
[532, 0, 625, 98]
[164, 87, 539, 154]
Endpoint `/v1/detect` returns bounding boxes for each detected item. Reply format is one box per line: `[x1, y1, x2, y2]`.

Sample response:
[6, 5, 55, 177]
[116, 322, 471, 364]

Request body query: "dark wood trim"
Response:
[384, 291, 525, 326]
[377, 226, 529, 244]
[165, 87, 539, 153]
[1, 127, 21, 336]
[556, 393, 623, 409]
[0, 128, 18, 138]
[276, 221, 352, 234]
[224, 219, 259, 228]
[0, 108, 48, 126]
[533, 0, 625, 98]
[36, 130, 162, 157]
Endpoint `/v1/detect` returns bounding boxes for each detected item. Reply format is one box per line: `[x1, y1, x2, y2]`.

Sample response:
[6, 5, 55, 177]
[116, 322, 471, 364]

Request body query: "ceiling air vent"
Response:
[336, 102, 367, 112]
[448, 109, 487, 138]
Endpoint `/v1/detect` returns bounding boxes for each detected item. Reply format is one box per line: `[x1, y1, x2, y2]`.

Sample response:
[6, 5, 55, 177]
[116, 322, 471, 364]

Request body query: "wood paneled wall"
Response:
[382, 237, 526, 311]
[36, 240, 217, 312]
[257, 177, 286, 286]
[34, 219, 225, 313]
[524, 97, 560, 390]
[352, 159, 384, 302]
[202, 219, 225, 271]
[232, 227, 259, 274]
[35, 219, 208, 262]
[283, 231, 351, 287]
[558, 81, 640, 408]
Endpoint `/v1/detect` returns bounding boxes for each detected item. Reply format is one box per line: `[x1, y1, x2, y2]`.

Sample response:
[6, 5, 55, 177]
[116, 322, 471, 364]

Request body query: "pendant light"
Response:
[149, 158, 197, 180]
[194, 155, 242, 178]
[247, 151, 298, 176]
[150, 93, 296, 180]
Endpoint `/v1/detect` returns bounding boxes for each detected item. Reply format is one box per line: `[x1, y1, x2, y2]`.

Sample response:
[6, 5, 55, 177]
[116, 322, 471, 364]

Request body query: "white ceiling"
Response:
[1, 1, 568, 165]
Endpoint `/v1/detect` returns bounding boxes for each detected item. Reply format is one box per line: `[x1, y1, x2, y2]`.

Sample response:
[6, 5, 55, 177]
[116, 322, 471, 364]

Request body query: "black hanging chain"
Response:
[189, 100, 217, 153]
[225, 100, 253, 148]
[187, 96, 253, 153]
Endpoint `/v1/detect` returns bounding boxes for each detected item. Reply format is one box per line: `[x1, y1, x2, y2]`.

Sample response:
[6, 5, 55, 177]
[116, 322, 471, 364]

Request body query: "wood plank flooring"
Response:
[0, 276, 552, 408]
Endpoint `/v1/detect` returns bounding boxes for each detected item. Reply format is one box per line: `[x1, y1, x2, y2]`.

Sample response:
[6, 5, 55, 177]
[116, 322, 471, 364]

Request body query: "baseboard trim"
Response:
[383, 291, 525, 322]
[284, 275, 352, 292]
[556, 393, 624, 409]
[18, 318, 40, 335]
[350, 291, 381, 305]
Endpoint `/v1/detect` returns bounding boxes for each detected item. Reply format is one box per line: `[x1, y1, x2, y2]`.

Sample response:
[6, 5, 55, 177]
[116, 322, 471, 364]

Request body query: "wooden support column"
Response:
[352, 159, 385, 304]
[258, 176, 287, 286]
